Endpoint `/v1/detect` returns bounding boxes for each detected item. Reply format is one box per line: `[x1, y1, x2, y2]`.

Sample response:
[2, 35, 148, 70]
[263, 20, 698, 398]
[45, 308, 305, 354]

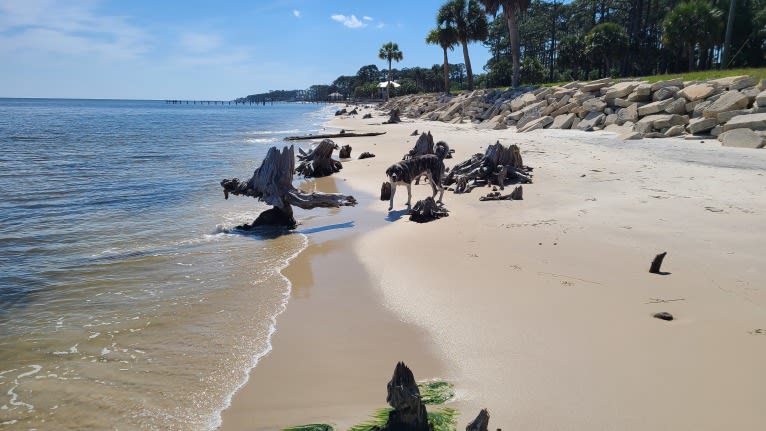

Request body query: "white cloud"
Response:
[293, 9, 300, 18]
[331, 14, 366, 29]
[180, 32, 222, 54]
[377, 23, 385, 29]
[0, 0, 149, 59]
[363, 16, 372, 21]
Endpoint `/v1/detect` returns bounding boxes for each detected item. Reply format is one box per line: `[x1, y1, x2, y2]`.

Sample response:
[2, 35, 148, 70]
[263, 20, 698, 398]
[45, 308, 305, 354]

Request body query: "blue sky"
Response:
[0, 0, 494, 100]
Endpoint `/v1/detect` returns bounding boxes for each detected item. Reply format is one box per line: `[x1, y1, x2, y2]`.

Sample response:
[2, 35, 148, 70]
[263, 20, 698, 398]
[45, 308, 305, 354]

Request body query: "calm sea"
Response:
[0, 99, 337, 430]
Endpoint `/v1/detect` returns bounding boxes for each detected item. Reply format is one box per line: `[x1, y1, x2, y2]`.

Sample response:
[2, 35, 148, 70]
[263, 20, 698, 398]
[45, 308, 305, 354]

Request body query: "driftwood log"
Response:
[380, 362, 429, 431]
[285, 131, 386, 141]
[339, 144, 352, 159]
[479, 185, 523, 201]
[221, 145, 356, 229]
[295, 139, 342, 178]
[445, 141, 532, 193]
[409, 197, 449, 223]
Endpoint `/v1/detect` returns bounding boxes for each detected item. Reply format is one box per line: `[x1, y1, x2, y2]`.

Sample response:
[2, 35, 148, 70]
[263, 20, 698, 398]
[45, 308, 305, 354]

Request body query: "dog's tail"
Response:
[435, 141, 450, 160]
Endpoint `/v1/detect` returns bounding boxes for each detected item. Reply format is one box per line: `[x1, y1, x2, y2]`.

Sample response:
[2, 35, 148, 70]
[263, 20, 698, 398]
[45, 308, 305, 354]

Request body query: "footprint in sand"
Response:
[749, 329, 765, 335]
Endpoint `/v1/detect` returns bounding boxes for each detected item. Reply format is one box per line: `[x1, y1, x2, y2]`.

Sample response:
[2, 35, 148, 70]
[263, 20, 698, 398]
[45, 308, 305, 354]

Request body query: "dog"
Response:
[385, 141, 449, 211]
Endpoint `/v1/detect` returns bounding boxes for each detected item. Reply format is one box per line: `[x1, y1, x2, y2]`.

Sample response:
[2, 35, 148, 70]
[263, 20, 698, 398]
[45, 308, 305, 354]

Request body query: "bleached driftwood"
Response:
[221, 145, 356, 228]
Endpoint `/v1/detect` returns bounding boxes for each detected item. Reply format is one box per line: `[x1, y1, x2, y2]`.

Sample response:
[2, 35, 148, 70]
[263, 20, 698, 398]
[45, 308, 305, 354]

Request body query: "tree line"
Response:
[237, 0, 765, 102]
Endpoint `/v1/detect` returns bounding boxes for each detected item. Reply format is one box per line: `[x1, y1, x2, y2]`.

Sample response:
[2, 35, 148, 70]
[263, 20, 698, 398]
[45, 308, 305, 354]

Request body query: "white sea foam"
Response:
[209, 231, 309, 430]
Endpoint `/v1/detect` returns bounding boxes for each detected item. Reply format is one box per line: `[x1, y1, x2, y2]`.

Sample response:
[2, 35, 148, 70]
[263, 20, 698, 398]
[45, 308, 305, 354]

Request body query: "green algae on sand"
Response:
[288, 380, 458, 431]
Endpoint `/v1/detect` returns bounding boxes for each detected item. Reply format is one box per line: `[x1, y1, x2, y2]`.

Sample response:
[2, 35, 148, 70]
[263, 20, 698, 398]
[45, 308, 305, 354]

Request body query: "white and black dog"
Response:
[385, 141, 449, 211]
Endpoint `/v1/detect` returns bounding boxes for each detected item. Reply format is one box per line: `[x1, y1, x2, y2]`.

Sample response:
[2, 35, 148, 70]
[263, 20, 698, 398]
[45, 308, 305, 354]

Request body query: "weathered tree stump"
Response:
[466, 409, 490, 431]
[409, 197, 449, 223]
[295, 139, 343, 178]
[380, 362, 429, 431]
[339, 144, 352, 159]
[404, 132, 435, 160]
[359, 152, 375, 159]
[383, 108, 401, 124]
[380, 181, 392, 201]
[445, 141, 532, 193]
[649, 252, 667, 274]
[221, 145, 356, 229]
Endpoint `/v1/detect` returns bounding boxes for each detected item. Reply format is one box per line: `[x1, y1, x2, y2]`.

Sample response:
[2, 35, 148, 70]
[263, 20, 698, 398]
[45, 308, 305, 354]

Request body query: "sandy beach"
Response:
[221, 105, 766, 430]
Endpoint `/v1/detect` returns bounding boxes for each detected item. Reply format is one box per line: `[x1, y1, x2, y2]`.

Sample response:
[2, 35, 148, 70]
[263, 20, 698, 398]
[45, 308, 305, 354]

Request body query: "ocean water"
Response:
[0, 99, 337, 430]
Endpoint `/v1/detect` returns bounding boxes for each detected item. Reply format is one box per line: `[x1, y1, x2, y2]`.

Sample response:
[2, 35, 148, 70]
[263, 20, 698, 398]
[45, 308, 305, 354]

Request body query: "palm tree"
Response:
[426, 26, 459, 94]
[378, 42, 404, 100]
[662, 0, 724, 72]
[438, 0, 488, 91]
[478, 0, 531, 88]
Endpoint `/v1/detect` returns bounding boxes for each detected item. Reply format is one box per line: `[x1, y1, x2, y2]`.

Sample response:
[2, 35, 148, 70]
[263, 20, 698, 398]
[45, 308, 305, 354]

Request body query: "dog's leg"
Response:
[406, 183, 412, 208]
[426, 171, 438, 199]
[437, 183, 445, 204]
[388, 184, 396, 211]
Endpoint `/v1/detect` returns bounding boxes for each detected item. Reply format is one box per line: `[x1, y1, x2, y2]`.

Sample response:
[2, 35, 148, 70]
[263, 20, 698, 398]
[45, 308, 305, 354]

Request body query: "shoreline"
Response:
[219, 174, 447, 430]
[220, 104, 766, 430]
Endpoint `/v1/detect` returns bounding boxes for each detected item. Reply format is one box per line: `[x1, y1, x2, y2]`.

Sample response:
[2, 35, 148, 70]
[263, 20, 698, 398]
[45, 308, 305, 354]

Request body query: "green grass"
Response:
[288, 380, 457, 431]
[428, 408, 459, 431]
[418, 380, 455, 405]
[347, 408, 391, 431]
[637, 67, 766, 83]
[283, 424, 335, 431]
[543, 67, 766, 87]
[347, 407, 459, 431]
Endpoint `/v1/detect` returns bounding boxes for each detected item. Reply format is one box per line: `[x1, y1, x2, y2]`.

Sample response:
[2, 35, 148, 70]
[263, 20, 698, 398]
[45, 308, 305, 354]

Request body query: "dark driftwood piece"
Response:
[466, 409, 490, 431]
[339, 144, 352, 159]
[380, 362, 429, 431]
[649, 252, 667, 273]
[285, 131, 386, 141]
[653, 312, 674, 321]
[479, 185, 523, 201]
[359, 152, 375, 159]
[380, 181, 392, 201]
[221, 145, 356, 229]
[409, 197, 449, 223]
[445, 141, 532, 193]
[383, 108, 401, 124]
[295, 139, 342, 178]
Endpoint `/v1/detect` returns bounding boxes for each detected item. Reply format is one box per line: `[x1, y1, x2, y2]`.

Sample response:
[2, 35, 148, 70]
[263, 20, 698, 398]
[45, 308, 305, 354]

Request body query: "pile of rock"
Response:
[381, 76, 766, 149]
